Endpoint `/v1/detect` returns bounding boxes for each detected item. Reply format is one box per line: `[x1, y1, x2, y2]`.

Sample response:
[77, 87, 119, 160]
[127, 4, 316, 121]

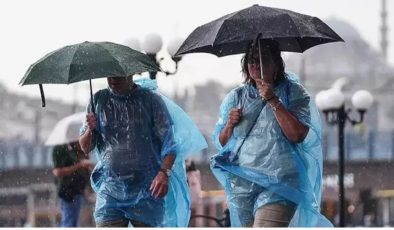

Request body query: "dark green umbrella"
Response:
[19, 41, 160, 112]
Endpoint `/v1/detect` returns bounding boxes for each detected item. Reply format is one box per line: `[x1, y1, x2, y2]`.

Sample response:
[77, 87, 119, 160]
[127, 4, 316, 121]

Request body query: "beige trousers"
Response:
[252, 203, 296, 227]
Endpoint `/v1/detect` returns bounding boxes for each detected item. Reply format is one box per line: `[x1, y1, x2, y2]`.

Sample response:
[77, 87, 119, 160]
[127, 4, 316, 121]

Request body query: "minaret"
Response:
[380, 0, 389, 61]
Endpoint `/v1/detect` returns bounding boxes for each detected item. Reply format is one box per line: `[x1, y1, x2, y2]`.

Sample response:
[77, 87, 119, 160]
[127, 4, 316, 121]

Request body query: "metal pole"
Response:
[34, 110, 41, 145]
[148, 53, 158, 79]
[392, 130, 394, 159]
[89, 79, 95, 114]
[27, 190, 35, 227]
[338, 105, 346, 227]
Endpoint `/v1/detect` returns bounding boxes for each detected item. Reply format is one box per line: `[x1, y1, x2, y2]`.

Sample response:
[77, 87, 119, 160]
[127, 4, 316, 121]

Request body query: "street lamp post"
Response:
[315, 89, 373, 227]
[129, 33, 184, 79]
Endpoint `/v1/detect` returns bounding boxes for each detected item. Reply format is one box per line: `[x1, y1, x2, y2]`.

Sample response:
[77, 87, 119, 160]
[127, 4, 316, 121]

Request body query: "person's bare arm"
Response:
[160, 153, 176, 171]
[218, 108, 242, 146]
[53, 159, 92, 177]
[256, 79, 308, 143]
[150, 153, 176, 198]
[79, 113, 96, 154]
[267, 97, 308, 142]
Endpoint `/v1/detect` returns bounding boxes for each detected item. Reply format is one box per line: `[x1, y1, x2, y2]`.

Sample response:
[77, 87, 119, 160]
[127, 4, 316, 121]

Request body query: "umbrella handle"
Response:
[90, 79, 95, 114]
[39, 84, 46, 107]
[257, 37, 264, 80]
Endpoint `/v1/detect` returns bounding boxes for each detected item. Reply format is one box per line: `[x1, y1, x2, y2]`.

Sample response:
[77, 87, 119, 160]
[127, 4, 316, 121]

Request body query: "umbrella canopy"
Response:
[175, 4, 344, 57]
[19, 41, 160, 109]
[20, 41, 160, 85]
[45, 112, 85, 146]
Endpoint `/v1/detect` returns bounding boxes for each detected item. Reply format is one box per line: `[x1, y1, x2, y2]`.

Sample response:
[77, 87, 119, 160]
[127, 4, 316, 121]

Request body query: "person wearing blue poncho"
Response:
[79, 76, 207, 227]
[211, 41, 332, 227]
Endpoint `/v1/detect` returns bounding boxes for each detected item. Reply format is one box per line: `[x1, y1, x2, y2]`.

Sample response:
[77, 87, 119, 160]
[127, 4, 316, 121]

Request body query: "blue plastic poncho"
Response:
[80, 78, 207, 227]
[211, 72, 332, 227]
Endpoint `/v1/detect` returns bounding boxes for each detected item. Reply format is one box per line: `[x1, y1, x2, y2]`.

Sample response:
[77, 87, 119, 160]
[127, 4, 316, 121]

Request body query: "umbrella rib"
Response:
[283, 13, 304, 52]
[95, 43, 127, 77]
[210, 19, 231, 47]
[68, 42, 127, 84]
[67, 45, 81, 84]
[96, 43, 128, 77]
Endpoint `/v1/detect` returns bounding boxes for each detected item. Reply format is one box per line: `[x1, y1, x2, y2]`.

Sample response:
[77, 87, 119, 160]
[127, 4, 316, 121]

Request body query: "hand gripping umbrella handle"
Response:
[89, 79, 95, 114]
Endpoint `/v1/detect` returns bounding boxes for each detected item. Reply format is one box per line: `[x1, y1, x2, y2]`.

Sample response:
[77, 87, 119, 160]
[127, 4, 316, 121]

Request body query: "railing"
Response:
[0, 130, 394, 169]
[188, 190, 230, 227]
[190, 208, 230, 227]
[0, 140, 98, 170]
[0, 183, 57, 227]
[322, 130, 394, 161]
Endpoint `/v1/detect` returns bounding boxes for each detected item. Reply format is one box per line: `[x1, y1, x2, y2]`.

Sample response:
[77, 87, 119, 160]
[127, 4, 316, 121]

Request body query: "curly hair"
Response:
[241, 40, 285, 85]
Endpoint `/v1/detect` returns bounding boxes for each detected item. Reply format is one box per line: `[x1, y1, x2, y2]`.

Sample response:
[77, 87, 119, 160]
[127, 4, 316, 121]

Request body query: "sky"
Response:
[0, 0, 392, 106]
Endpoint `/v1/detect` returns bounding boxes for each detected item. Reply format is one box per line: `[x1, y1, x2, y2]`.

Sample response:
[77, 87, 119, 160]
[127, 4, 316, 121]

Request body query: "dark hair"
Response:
[186, 160, 197, 172]
[241, 40, 285, 85]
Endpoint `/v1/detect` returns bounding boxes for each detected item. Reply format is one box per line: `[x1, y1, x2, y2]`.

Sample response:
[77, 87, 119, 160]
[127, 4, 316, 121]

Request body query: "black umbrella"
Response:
[175, 4, 344, 57]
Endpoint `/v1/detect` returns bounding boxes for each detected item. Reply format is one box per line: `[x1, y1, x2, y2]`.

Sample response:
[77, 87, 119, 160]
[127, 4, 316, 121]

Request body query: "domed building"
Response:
[283, 18, 394, 226]
[285, 18, 394, 130]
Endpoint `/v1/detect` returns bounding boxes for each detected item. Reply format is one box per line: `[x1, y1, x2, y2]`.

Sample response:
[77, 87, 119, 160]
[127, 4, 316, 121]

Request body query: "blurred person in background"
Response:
[52, 141, 93, 227]
[186, 160, 202, 207]
[186, 159, 203, 226]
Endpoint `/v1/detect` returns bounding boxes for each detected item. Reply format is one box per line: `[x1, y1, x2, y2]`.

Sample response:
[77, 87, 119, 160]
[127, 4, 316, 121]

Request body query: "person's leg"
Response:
[96, 218, 129, 227]
[95, 219, 151, 227]
[94, 206, 129, 227]
[130, 220, 152, 227]
[253, 203, 296, 227]
[125, 193, 164, 227]
[94, 191, 131, 227]
[228, 176, 258, 227]
[59, 195, 83, 227]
